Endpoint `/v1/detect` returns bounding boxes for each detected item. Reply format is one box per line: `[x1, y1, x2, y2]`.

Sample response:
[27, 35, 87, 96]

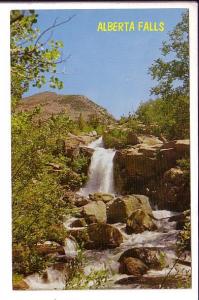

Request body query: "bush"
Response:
[103, 128, 128, 149]
[13, 243, 47, 275]
[177, 216, 191, 252]
[12, 108, 91, 275]
[135, 94, 189, 140]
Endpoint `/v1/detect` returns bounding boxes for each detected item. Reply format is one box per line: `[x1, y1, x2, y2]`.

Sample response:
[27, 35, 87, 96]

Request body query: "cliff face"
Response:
[113, 137, 190, 212]
[18, 92, 115, 123]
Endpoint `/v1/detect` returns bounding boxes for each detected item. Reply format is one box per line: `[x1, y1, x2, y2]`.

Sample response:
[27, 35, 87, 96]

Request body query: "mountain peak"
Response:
[18, 92, 115, 123]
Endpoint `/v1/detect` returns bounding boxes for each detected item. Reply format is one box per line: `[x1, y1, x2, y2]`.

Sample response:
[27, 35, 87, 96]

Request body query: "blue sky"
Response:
[25, 9, 186, 119]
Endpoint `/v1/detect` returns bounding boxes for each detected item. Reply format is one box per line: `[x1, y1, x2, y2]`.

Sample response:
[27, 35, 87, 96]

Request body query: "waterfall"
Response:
[79, 137, 116, 196]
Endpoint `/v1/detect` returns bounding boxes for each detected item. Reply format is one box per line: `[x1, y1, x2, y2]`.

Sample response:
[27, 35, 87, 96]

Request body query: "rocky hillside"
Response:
[18, 92, 115, 123]
[113, 135, 190, 212]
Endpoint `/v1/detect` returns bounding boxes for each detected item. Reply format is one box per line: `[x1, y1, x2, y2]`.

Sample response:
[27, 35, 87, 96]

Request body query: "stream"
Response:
[25, 137, 190, 290]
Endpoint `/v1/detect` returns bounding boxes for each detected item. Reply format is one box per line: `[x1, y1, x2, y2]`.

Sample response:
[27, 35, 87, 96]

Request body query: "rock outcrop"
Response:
[156, 167, 190, 211]
[113, 138, 190, 211]
[64, 133, 95, 159]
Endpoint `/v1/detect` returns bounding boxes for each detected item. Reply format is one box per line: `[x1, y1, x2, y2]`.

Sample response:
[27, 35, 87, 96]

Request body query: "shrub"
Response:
[12, 109, 90, 275]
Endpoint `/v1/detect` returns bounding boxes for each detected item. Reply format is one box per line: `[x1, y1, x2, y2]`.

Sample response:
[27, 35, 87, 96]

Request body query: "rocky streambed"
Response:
[24, 136, 191, 290]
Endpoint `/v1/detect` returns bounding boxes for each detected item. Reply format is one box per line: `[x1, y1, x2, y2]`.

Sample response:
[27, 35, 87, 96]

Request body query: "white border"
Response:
[0, 2, 198, 300]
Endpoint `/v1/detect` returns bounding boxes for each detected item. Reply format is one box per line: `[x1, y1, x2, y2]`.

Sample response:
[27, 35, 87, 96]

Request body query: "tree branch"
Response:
[34, 14, 76, 46]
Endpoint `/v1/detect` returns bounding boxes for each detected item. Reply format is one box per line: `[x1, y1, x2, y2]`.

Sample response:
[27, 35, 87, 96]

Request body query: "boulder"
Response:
[114, 274, 183, 288]
[54, 255, 71, 263]
[164, 167, 186, 184]
[169, 210, 190, 229]
[126, 209, 157, 234]
[119, 257, 148, 276]
[175, 140, 190, 157]
[158, 148, 177, 168]
[79, 146, 94, 159]
[86, 223, 123, 249]
[68, 223, 123, 250]
[107, 194, 152, 223]
[118, 247, 167, 269]
[157, 167, 190, 211]
[89, 192, 114, 203]
[138, 135, 163, 146]
[36, 241, 65, 256]
[82, 201, 107, 223]
[70, 218, 87, 228]
[78, 134, 97, 145]
[73, 196, 91, 207]
[67, 228, 89, 244]
[64, 133, 96, 158]
[64, 137, 80, 158]
[138, 145, 160, 158]
[13, 279, 29, 290]
[161, 139, 190, 158]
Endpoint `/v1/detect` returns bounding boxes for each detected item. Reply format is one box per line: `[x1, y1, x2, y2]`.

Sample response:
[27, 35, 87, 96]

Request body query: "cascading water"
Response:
[79, 137, 116, 196]
[25, 136, 191, 290]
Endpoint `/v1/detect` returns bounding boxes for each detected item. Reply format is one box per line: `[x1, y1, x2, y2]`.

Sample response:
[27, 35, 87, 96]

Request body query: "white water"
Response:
[25, 267, 66, 290]
[25, 238, 77, 290]
[25, 137, 190, 290]
[64, 237, 77, 259]
[79, 137, 116, 196]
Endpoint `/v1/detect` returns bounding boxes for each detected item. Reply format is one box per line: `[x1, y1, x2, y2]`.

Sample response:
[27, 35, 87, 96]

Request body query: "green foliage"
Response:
[11, 10, 72, 108]
[177, 158, 190, 171]
[159, 251, 167, 269]
[88, 114, 101, 129]
[13, 243, 48, 275]
[149, 10, 189, 99]
[176, 269, 191, 288]
[103, 128, 128, 149]
[177, 158, 190, 181]
[132, 11, 190, 140]
[12, 109, 90, 275]
[136, 94, 189, 139]
[71, 155, 89, 173]
[66, 268, 109, 290]
[125, 117, 142, 132]
[64, 245, 109, 290]
[77, 114, 106, 135]
[11, 10, 88, 279]
[177, 216, 191, 252]
[78, 113, 86, 131]
[13, 273, 24, 285]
